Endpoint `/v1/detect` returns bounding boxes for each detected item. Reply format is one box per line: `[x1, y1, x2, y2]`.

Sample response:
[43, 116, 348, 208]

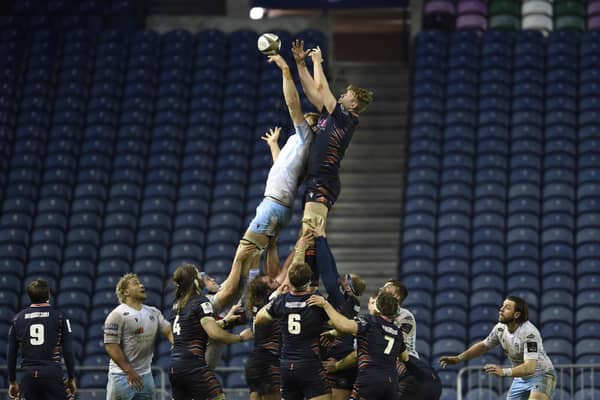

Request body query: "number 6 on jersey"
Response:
[288, 313, 301, 335]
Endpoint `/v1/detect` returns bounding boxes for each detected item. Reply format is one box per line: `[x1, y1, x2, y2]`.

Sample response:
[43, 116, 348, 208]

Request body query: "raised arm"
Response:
[255, 304, 274, 326]
[269, 55, 305, 125]
[308, 295, 357, 335]
[201, 316, 252, 344]
[310, 46, 336, 113]
[261, 127, 281, 162]
[292, 39, 324, 111]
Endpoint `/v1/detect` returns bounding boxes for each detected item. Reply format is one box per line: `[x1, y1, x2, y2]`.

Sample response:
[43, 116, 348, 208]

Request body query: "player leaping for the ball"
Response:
[290, 40, 373, 284]
[235, 53, 320, 273]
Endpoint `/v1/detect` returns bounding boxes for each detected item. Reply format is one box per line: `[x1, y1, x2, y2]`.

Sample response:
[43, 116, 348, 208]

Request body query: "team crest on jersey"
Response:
[526, 333, 535, 339]
[149, 315, 155, 321]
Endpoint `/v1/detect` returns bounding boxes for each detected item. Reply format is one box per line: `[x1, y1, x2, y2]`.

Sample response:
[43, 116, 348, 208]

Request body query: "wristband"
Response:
[502, 368, 512, 377]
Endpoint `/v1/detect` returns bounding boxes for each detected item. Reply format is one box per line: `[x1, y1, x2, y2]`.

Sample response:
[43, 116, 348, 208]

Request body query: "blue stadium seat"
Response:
[465, 387, 498, 400]
[93, 274, 120, 293]
[433, 322, 466, 341]
[434, 307, 467, 325]
[436, 274, 469, 293]
[472, 242, 504, 262]
[542, 289, 574, 309]
[541, 306, 573, 325]
[437, 258, 469, 276]
[542, 323, 572, 341]
[473, 207, 504, 227]
[435, 291, 468, 309]
[432, 338, 466, 360]
[79, 371, 107, 388]
[95, 258, 128, 276]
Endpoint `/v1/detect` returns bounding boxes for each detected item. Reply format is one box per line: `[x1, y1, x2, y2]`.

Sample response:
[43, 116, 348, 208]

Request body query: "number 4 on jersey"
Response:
[173, 315, 181, 336]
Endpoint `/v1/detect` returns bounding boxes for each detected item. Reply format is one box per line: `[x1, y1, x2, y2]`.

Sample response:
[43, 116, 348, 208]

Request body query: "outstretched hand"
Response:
[320, 329, 339, 344]
[261, 127, 281, 146]
[439, 355, 461, 368]
[323, 357, 338, 373]
[268, 54, 288, 70]
[292, 39, 310, 63]
[307, 294, 327, 308]
[309, 46, 323, 64]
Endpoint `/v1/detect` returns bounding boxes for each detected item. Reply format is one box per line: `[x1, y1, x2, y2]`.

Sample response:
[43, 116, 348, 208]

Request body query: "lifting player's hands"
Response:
[267, 54, 288, 70]
[307, 294, 327, 308]
[309, 46, 324, 64]
[322, 357, 338, 373]
[439, 355, 461, 368]
[292, 39, 310, 63]
[261, 127, 281, 147]
[320, 329, 339, 344]
[67, 378, 77, 395]
[239, 328, 254, 342]
[483, 364, 503, 377]
[8, 382, 19, 399]
[224, 303, 243, 326]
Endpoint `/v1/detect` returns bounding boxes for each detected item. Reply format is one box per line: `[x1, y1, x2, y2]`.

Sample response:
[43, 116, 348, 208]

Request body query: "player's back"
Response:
[356, 314, 405, 374]
[10, 304, 69, 368]
[170, 294, 213, 369]
[268, 291, 328, 362]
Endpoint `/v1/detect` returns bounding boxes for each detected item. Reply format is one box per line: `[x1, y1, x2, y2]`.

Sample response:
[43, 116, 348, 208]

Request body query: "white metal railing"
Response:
[0, 365, 247, 400]
[457, 364, 600, 400]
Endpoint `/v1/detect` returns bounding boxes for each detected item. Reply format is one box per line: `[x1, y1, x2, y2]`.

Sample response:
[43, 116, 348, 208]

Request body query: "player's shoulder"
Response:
[519, 321, 541, 339]
[190, 294, 214, 313]
[105, 304, 127, 320]
[358, 313, 377, 325]
[491, 322, 506, 335]
[397, 307, 416, 321]
[11, 307, 27, 323]
[141, 304, 164, 317]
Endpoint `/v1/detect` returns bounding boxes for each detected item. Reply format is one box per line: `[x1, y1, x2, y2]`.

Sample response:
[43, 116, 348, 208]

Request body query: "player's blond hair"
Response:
[115, 273, 139, 304]
[347, 85, 373, 114]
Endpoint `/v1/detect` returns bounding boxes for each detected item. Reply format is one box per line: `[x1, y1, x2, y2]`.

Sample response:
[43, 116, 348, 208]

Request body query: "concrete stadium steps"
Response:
[327, 61, 409, 303]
